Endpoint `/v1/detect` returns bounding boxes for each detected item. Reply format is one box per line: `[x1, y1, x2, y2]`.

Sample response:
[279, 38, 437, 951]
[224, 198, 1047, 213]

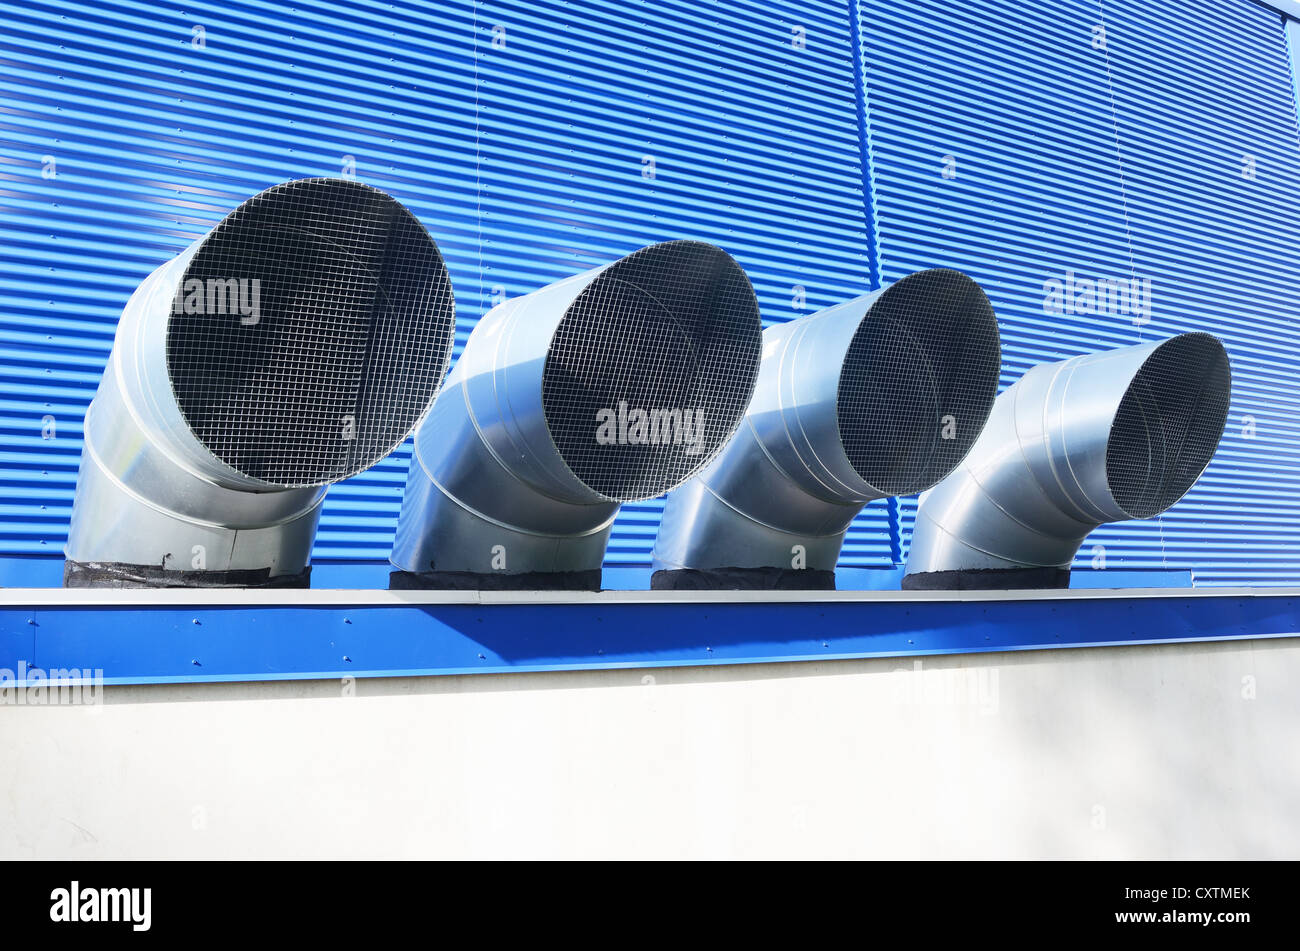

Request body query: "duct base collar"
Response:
[64, 560, 312, 589]
[900, 566, 1071, 591]
[651, 566, 836, 590]
[388, 569, 602, 591]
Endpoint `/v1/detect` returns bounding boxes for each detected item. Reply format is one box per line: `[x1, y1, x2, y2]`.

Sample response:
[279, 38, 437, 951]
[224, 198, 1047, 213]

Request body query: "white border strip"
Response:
[1254, 0, 1300, 22]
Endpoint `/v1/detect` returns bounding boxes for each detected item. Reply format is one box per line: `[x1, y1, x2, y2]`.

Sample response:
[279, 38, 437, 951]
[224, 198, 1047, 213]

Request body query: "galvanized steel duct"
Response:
[651, 268, 1002, 589]
[390, 240, 764, 590]
[64, 178, 457, 587]
[902, 333, 1232, 589]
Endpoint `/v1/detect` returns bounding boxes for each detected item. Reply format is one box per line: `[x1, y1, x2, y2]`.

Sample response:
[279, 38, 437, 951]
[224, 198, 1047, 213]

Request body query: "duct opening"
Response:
[836, 268, 1001, 496]
[166, 178, 456, 488]
[1106, 332, 1231, 519]
[540, 240, 762, 501]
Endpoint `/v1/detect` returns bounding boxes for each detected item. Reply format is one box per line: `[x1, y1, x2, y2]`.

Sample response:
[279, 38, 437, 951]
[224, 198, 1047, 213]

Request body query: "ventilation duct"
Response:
[390, 240, 764, 590]
[64, 178, 457, 588]
[651, 269, 1002, 589]
[902, 333, 1232, 590]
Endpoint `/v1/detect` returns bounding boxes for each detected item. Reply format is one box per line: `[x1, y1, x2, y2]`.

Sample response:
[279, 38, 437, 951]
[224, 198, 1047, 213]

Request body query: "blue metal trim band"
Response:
[2, 589, 1295, 686]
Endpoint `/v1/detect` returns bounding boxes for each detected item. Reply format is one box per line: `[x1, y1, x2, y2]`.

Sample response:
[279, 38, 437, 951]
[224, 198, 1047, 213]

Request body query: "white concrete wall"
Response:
[2, 636, 1296, 859]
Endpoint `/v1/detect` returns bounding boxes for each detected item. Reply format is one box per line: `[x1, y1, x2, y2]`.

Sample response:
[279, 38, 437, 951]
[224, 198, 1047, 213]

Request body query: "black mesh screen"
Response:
[1106, 332, 1230, 519]
[541, 241, 762, 501]
[166, 178, 456, 487]
[836, 269, 1001, 496]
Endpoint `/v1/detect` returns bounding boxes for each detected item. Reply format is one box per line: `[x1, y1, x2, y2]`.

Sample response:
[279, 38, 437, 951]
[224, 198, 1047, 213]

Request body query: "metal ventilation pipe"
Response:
[390, 240, 764, 590]
[651, 268, 1003, 589]
[902, 333, 1232, 590]
[64, 178, 457, 588]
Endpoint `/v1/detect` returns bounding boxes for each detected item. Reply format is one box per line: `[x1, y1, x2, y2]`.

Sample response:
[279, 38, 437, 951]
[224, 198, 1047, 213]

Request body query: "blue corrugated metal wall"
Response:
[1, 0, 1298, 582]
[856, 0, 1300, 585]
[0, 0, 890, 566]
[0, 0, 481, 561]
[466, 0, 890, 564]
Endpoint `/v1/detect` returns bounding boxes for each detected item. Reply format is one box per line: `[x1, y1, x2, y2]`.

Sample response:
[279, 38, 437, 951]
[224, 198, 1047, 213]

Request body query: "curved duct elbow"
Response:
[390, 240, 764, 590]
[651, 268, 1002, 589]
[65, 178, 457, 588]
[902, 332, 1232, 590]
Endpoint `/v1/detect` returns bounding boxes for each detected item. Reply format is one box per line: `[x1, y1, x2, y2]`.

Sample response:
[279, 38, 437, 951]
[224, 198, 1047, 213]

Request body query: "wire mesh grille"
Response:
[836, 269, 1001, 496]
[165, 178, 455, 487]
[541, 241, 762, 501]
[1106, 332, 1230, 519]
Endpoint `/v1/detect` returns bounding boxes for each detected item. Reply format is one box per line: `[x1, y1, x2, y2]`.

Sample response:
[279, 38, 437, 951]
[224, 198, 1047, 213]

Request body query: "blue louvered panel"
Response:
[856, 0, 1140, 571]
[855, 0, 1300, 583]
[0, 0, 889, 566]
[1097, 0, 1300, 584]
[0, 0, 484, 562]
[459, 0, 888, 564]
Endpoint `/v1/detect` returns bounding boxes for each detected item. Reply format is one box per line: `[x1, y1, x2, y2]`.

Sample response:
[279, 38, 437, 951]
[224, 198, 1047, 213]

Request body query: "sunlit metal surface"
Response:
[65, 179, 456, 586]
[903, 334, 1232, 589]
[391, 240, 762, 587]
[652, 269, 1000, 586]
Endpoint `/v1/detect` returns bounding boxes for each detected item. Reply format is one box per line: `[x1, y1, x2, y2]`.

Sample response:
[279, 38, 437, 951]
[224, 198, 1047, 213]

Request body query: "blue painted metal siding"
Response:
[466, 0, 890, 564]
[855, 0, 1300, 585]
[0, 0, 482, 561]
[1100, 0, 1300, 585]
[0, 0, 891, 567]
[2, 0, 1299, 583]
